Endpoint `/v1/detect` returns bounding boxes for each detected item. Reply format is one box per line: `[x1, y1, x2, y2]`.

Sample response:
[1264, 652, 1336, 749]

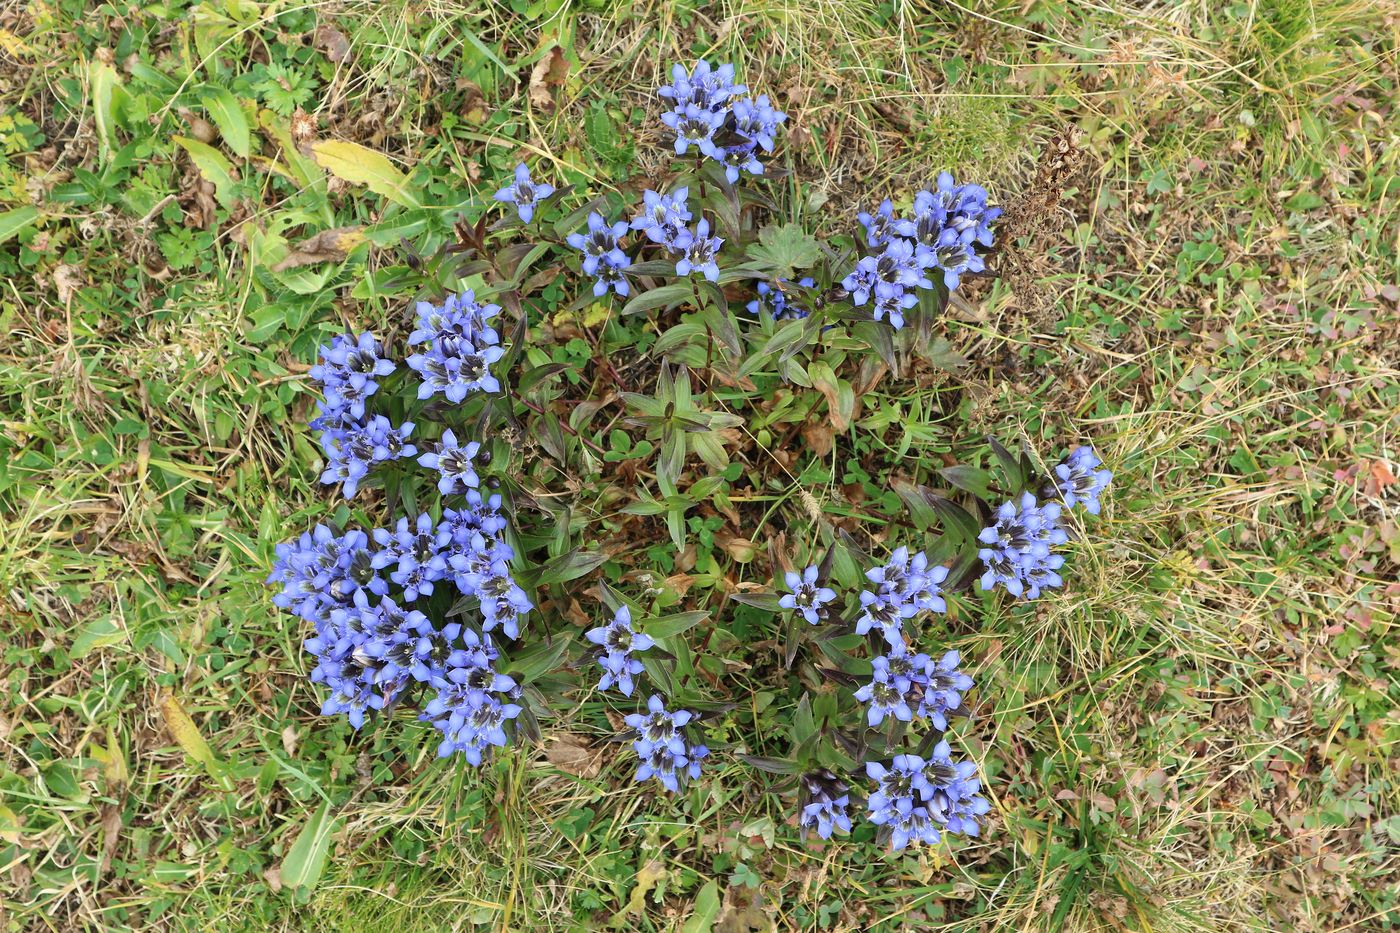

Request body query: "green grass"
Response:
[1, 0, 1397, 930]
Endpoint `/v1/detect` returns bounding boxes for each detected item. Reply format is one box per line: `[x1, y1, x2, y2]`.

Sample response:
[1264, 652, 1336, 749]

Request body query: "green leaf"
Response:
[507, 635, 572, 682]
[310, 140, 422, 208]
[680, 880, 722, 933]
[280, 802, 339, 893]
[172, 135, 237, 208]
[0, 206, 39, 245]
[90, 59, 120, 163]
[622, 282, 694, 317]
[927, 495, 979, 543]
[747, 222, 820, 278]
[531, 548, 610, 586]
[938, 465, 993, 498]
[730, 592, 784, 612]
[200, 86, 252, 158]
[639, 610, 708, 640]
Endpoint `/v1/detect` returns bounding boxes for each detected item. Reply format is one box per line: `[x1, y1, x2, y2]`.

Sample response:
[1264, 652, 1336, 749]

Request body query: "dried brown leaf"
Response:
[528, 46, 567, 112]
[314, 23, 351, 63]
[544, 732, 602, 778]
[271, 225, 365, 271]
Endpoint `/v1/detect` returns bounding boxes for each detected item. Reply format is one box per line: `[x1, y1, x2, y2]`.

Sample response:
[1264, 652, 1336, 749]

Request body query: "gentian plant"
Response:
[265, 59, 1111, 854]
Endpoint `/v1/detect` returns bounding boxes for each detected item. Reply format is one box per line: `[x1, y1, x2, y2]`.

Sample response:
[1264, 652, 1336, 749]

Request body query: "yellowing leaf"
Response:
[160, 693, 232, 790]
[0, 804, 20, 844]
[311, 140, 421, 208]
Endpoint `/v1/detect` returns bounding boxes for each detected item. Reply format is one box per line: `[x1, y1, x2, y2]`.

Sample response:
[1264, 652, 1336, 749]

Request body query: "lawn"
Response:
[1, 1, 1397, 930]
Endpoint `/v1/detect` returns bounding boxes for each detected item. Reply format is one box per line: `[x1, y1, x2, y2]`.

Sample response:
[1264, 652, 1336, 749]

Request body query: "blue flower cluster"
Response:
[658, 60, 787, 184]
[585, 605, 655, 697]
[308, 333, 416, 499]
[798, 770, 853, 841]
[407, 291, 503, 402]
[779, 564, 837, 624]
[846, 173, 1001, 329]
[976, 491, 1070, 599]
[747, 278, 816, 322]
[625, 694, 708, 792]
[272, 324, 535, 771]
[854, 546, 950, 646]
[1056, 446, 1113, 515]
[494, 162, 554, 224]
[854, 648, 973, 731]
[568, 212, 632, 297]
[267, 519, 524, 766]
[866, 742, 990, 850]
[267, 506, 531, 759]
[629, 186, 725, 284]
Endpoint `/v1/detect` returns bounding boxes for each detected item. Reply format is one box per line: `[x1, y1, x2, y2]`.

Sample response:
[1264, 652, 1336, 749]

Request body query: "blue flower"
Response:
[731, 94, 786, 152]
[914, 650, 974, 731]
[591, 252, 631, 298]
[714, 139, 765, 184]
[269, 525, 376, 621]
[476, 564, 533, 641]
[309, 332, 395, 422]
[625, 694, 693, 756]
[661, 102, 722, 155]
[779, 564, 837, 624]
[425, 688, 522, 765]
[631, 187, 691, 248]
[873, 238, 934, 290]
[418, 428, 481, 494]
[1021, 552, 1066, 600]
[857, 199, 900, 248]
[585, 605, 655, 697]
[921, 740, 991, 836]
[798, 770, 853, 840]
[406, 291, 504, 402]
[870, 281, 918, 330]
[747, 278, 815, 322]
[374, 513, 449, 602]
[855, 655, 916, 727]
[977, 493, 1065, 563]
[978, 493, 1069, 599]
[866, 745, 989, 849]
[658, 60, 745, 112]
[626, 694, 704, 792]
[633, 744, 688, 792]
[1055, 446, 1112, 514]
[494, 162, 554, 223]
[318, 416, 417, 499]
[842, 256, 880, 306]
[673, 218, 723, 281]
[887, 807, 943, 850]
[866, 754, 932, 828]
[566, 212, 629, 275]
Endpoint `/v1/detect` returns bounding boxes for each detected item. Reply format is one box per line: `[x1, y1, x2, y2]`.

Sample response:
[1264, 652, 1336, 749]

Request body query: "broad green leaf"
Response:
[680, 880, 722, 933]
[747, 222, 820, 277]
[639, 610, 708, 640]
[310, 140, 422, 208]
[531, 548, 609, 586]
[507, 635, 572, 682]
[280, 801, 340, 893]
[0, 206, 38, 244]
[621, 282, 693, 317]
[172, 135, 237, 208]
[90, 59, 120, 162]
[200, 86, 252, 157]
